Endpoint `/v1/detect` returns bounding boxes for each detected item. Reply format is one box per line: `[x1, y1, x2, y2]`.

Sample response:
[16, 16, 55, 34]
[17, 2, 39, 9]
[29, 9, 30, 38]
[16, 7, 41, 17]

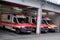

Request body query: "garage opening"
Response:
[42, 10, 60, 32]
[0, 1, 39, 34]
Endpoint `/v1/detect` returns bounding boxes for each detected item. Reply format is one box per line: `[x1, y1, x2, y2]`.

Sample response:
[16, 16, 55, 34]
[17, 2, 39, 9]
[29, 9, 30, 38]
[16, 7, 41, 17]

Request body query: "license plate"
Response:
[27, 31, 31, 32]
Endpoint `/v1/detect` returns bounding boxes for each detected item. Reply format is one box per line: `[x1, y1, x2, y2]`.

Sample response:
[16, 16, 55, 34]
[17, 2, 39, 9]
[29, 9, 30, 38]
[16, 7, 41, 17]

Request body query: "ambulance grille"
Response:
[25, 27, 32, 30]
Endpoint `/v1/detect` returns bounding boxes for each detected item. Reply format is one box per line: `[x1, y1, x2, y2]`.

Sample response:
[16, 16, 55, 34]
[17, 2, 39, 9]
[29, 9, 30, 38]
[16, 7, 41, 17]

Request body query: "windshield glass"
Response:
[17, 17, 29, 23]
[32, 19, 47, 24]
[42, 20, 47, 24]
[46, 20, 54, 24]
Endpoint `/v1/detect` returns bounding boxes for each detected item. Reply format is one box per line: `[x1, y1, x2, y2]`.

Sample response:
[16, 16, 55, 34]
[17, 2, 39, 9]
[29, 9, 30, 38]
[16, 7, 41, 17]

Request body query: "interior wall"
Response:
[3, 0, 60, 13]
[42, 3, 60, 13]
[54, 13, 60, 32]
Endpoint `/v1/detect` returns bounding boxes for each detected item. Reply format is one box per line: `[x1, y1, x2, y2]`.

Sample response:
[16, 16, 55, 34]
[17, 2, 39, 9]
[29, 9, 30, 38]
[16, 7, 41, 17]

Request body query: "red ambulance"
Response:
[0, 12, 33, 34]
[31, 16, 48, 33]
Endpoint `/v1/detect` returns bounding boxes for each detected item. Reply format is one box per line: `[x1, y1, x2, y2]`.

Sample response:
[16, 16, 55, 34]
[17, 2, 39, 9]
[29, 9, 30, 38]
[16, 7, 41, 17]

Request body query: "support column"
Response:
[36, 4, 42, 35]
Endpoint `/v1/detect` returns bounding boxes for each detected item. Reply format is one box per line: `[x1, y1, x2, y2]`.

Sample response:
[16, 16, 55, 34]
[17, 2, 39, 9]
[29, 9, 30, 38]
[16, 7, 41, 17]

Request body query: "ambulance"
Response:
[31, 16, 48, 33]
[0, 12, 33, 34]
[43, 17, 57, 32]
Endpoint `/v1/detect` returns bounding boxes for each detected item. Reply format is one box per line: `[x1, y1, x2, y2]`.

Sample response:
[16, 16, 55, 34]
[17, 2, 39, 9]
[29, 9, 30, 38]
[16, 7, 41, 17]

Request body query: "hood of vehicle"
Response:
[41, 24, 48, 27]
[17, 23, 33, 27]
[47, 24, 57, 28]
[30, 23, 48, 28]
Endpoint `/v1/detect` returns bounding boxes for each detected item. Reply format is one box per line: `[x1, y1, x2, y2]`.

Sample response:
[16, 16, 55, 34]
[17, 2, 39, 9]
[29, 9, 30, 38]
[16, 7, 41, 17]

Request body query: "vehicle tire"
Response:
[32, 28, 36, 33]
[3, 26, 5, 29]
[15, 29, 20, 34]
[48, 29, 55, 32]
[44, 30, 48, 33]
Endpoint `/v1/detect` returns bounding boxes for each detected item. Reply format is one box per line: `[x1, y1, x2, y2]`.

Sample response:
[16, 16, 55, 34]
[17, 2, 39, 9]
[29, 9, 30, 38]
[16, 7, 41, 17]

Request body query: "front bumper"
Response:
[32, 27, 48, 32]
[20, 27, 32, 33]
[48, 27, 57, 32]
[41, 27, 48, 32]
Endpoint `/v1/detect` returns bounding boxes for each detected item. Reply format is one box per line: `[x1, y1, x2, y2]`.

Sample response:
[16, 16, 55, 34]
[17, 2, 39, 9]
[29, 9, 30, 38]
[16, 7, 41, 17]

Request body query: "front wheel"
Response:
[15, 29, 20, 34]
[3, 26, 6, 29]
[44, 30, 48, 33]
[41, 30, 48, 33]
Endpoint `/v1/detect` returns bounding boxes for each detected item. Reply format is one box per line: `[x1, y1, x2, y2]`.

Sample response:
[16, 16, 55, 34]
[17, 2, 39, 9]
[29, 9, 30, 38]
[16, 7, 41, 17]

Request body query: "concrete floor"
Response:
[0, 27, 60, 40]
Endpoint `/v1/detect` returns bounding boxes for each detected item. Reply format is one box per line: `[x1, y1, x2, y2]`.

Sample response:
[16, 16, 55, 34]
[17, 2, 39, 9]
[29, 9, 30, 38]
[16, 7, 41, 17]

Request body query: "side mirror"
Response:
[13, 17, 18, 24]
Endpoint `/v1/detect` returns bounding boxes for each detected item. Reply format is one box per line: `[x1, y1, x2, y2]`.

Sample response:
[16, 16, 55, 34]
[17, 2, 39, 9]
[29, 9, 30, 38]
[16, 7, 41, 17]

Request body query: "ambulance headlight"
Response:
[21, 26, 25, 28]
[48, 27, 51, 28]
[16, 26, 21, 28]
[54, 26, 57, 28]
[51, 26, 55, 28]
[51, 26, 57, 28]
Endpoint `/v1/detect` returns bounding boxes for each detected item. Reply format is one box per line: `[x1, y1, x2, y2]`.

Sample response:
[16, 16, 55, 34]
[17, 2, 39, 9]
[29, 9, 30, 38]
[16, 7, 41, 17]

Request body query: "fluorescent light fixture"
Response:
[13, 7, 23, 11]
[27, 7, 33, 8]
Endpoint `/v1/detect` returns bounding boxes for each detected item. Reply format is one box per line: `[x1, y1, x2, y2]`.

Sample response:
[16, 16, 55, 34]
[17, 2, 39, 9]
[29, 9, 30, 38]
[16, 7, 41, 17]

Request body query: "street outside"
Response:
[0, 27, 60, 40]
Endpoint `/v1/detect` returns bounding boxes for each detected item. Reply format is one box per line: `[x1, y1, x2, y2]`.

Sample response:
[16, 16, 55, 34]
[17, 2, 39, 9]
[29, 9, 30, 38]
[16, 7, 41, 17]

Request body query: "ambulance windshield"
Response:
[46, 20, 54, 24]
[17, 17, 29, 23]
[42, 20, 47, 24]
[32, 19, 47, 24]
[18, 18, 25, 23]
